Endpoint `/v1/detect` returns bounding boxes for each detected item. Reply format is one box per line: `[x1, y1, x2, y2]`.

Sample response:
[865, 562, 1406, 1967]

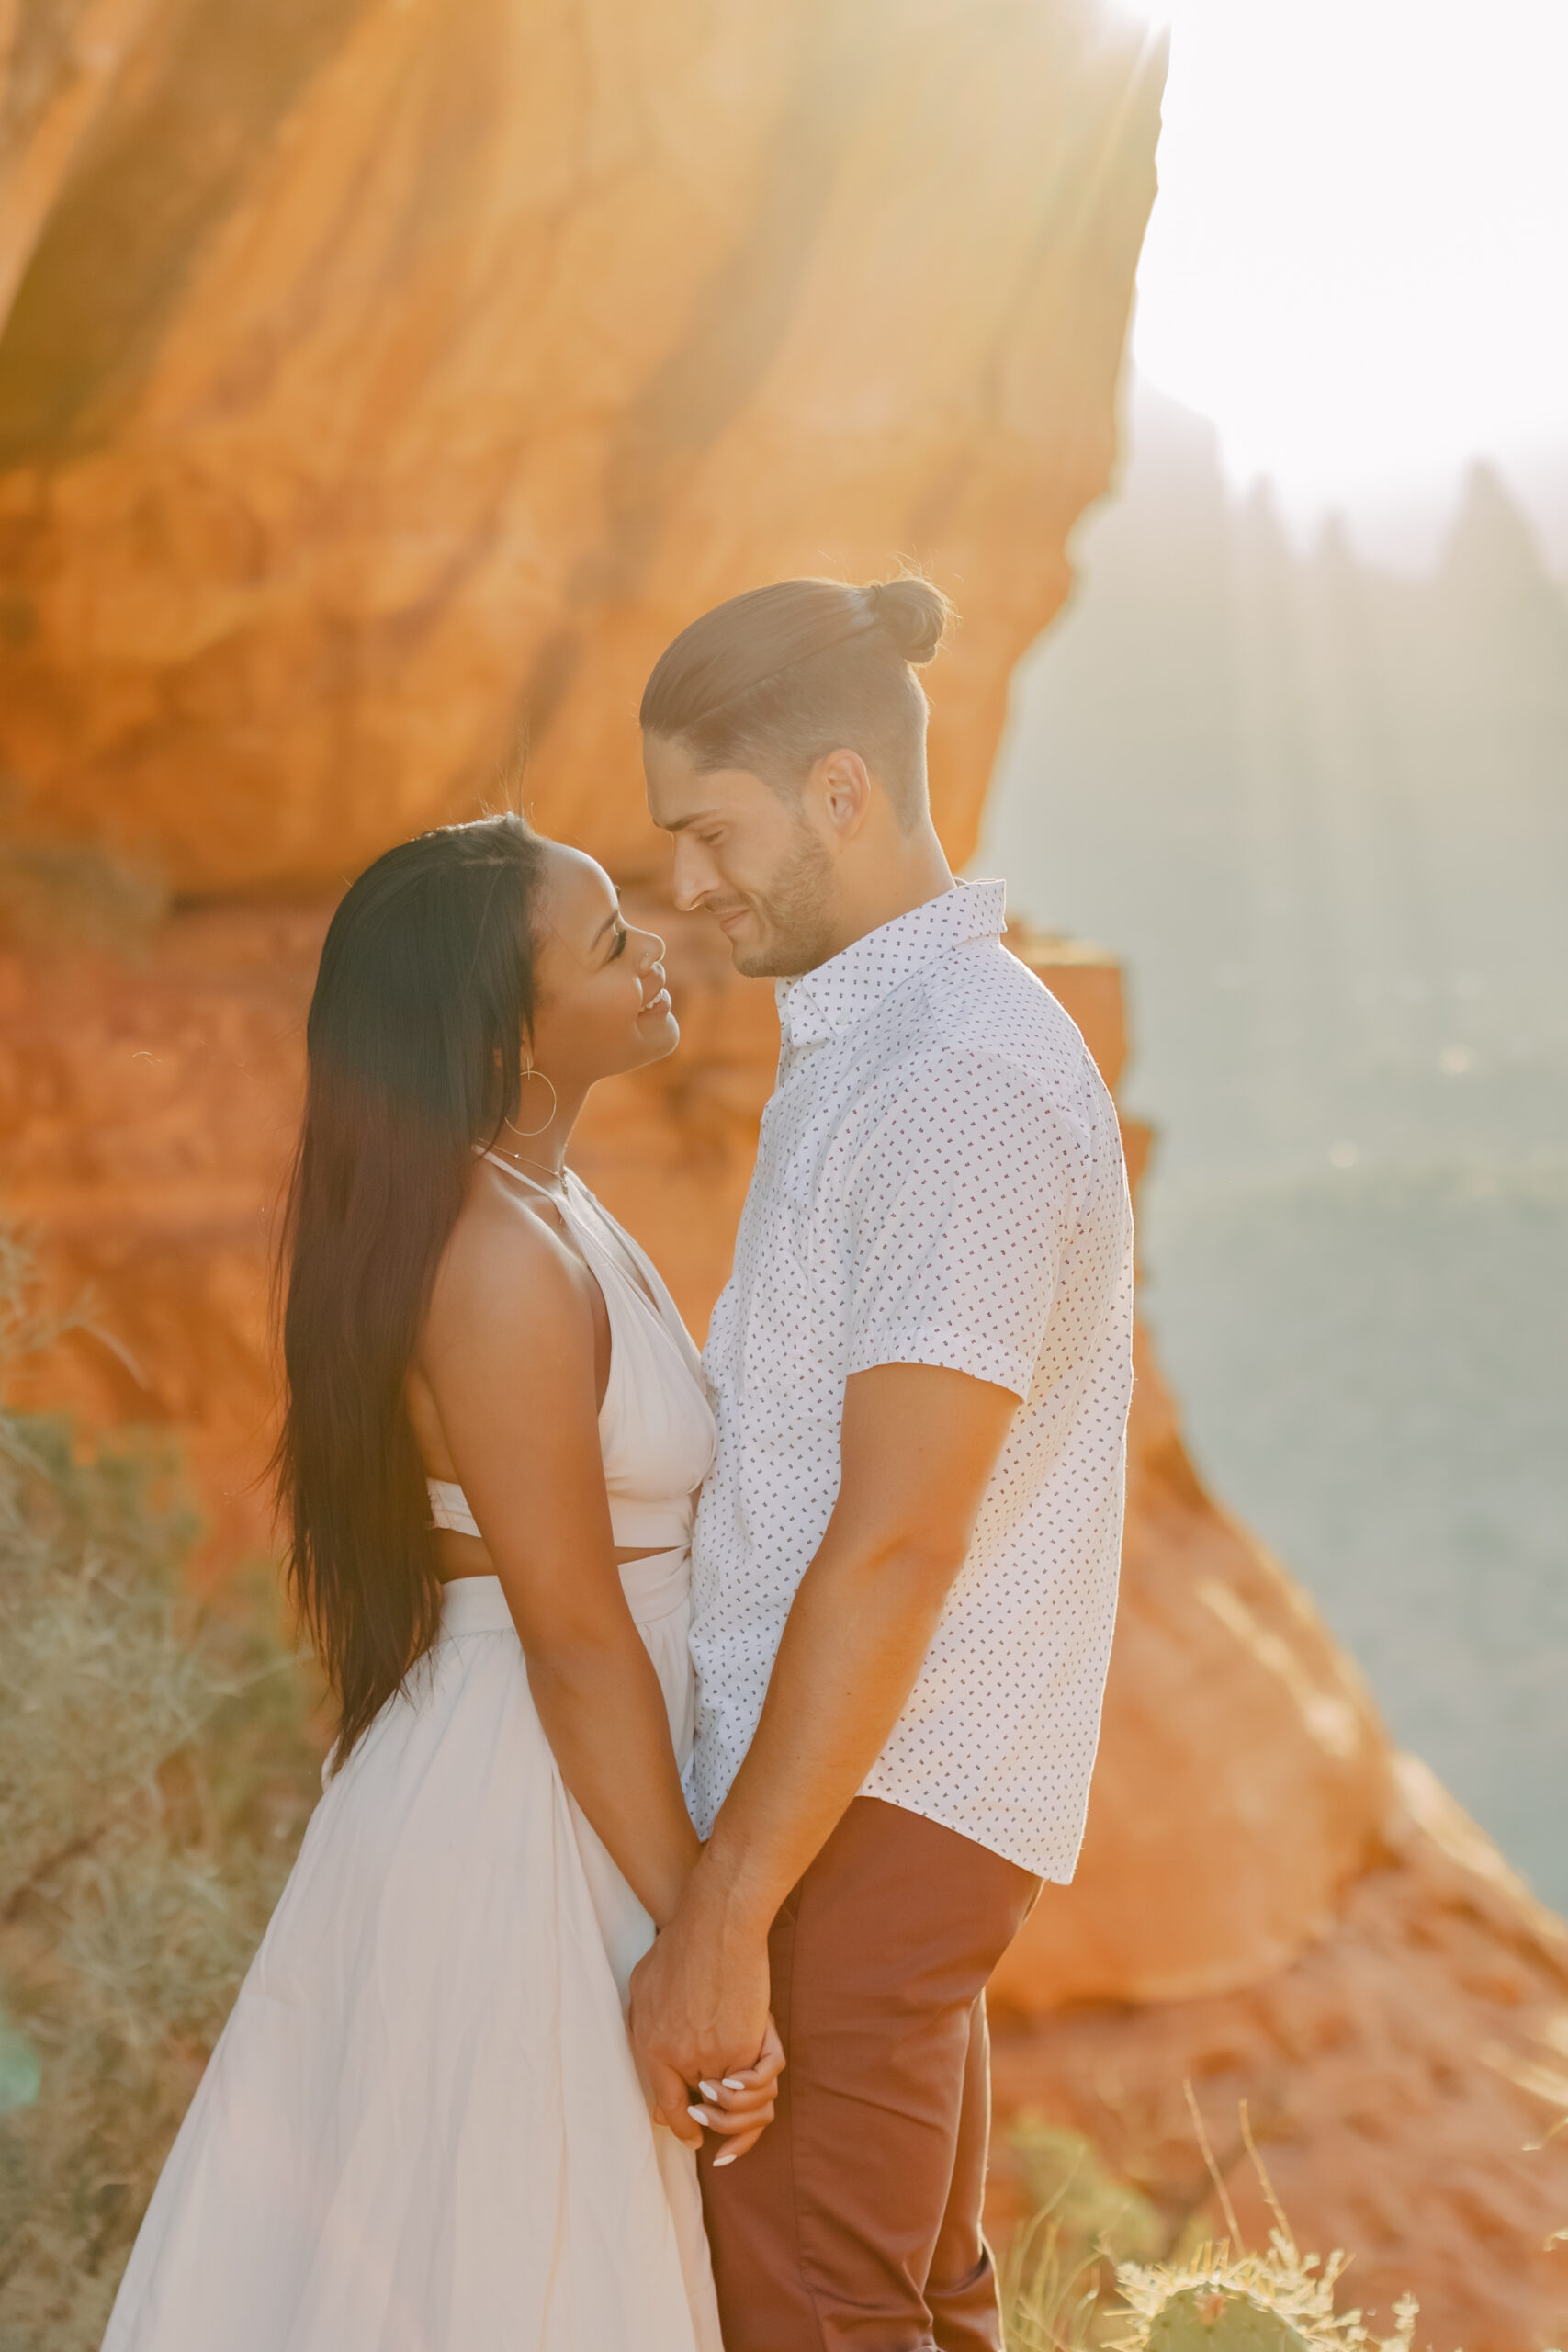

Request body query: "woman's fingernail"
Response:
[713, 2149, 738, 2167]
[686, 2105, 712, 2127]
[721, 2077, 747, 2091]
[699, 2081, 721, 2101]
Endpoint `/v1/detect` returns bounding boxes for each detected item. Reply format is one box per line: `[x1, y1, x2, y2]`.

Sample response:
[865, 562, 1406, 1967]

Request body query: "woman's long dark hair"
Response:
[275, 814, 547, 1764]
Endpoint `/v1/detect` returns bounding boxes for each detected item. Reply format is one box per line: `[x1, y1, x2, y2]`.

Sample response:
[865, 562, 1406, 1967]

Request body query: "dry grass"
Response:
[1001, 2116, 1169, 2350]
[0, 1236, 321, 2351]
[1002, 2209, 1108, 2352]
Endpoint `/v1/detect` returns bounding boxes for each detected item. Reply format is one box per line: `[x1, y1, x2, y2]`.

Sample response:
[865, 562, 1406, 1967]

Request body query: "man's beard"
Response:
[729, 826, 837, 978]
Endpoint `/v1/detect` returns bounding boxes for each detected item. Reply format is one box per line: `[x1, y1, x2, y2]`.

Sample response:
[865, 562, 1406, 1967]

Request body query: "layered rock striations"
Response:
[0, 0, 1162, 894]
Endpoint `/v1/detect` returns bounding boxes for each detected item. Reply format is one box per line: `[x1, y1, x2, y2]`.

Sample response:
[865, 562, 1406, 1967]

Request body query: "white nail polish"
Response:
[686, 2105, 711, 2127]
[721, 2077, 746, 2091]
[713, 2150, 737, 2167]
[699, 2082, 721, 2101]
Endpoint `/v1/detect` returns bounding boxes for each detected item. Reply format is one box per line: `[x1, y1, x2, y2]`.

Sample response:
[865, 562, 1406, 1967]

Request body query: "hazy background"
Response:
[979, 0, 1568, 1906]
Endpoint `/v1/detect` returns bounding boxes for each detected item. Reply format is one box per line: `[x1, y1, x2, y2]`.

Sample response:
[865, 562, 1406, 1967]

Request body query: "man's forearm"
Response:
[628, 1365, 1016, 2105]
[693, 1527, 961, 1930]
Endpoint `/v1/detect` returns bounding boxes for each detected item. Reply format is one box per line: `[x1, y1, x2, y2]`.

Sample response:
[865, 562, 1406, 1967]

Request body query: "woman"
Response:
[103, 814, 780, 2351]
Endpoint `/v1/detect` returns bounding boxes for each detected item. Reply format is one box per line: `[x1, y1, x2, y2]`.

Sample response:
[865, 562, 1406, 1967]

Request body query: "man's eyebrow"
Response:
[659, 808, 723, 833]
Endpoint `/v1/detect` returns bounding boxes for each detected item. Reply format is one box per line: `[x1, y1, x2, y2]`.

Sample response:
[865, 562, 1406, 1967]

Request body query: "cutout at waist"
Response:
[428, 1478, 694, 1555]
[438, 1554, 691, 1636]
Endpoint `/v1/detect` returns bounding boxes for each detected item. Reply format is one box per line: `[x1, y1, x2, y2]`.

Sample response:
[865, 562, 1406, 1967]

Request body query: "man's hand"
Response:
[629, 1873, 775, 2153]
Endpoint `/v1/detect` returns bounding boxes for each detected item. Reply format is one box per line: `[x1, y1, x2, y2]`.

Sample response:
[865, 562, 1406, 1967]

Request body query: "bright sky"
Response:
[1129, 0, 1568, 558]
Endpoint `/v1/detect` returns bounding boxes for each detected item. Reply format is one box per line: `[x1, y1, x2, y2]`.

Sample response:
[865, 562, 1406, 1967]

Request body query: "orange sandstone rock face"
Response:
[0, 0, 1163, 895]
[0, 901, 325, 1564]
[988, 1323, 1390, 2014]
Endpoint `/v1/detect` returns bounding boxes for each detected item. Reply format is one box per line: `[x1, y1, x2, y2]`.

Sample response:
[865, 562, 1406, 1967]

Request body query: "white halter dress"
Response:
[103, 1165, 722, 2352]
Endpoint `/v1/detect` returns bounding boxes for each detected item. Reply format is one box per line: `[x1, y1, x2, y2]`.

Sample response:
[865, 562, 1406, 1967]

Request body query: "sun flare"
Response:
[1129, 0, 1568, 533]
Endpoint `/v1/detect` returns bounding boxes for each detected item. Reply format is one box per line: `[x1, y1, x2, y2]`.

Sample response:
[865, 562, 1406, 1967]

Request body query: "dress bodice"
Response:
[426, 1160, 716, 1555]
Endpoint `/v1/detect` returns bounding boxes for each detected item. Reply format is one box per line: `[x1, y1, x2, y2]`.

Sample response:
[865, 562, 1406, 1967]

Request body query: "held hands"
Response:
[629, 1881, 783, 2164]
[678, 2016, 785, 2165]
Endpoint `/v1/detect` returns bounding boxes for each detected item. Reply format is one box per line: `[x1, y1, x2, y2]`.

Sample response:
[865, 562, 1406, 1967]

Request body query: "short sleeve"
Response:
[841, 1048, 1073, 1400]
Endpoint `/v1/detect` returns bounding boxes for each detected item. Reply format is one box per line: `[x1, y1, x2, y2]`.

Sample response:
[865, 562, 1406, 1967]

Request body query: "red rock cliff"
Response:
[0, 0, 1162, 893]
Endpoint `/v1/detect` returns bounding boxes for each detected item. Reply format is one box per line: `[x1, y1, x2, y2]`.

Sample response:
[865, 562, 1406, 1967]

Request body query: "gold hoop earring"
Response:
[506, 1063, 558, 1139]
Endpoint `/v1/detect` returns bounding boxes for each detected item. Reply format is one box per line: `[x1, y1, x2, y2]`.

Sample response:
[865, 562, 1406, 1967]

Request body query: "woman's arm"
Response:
[418, 1197, 700, 1927]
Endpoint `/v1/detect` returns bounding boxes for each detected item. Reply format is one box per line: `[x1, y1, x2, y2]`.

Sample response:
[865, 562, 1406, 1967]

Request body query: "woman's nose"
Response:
[638, 928, 667, 967]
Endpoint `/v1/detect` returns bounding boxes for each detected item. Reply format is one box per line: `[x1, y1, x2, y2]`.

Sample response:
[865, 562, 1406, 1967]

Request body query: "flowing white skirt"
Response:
[101, 1557, 722, 2352]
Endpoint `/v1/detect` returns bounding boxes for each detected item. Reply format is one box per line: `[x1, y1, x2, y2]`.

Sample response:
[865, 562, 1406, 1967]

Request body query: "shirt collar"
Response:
[774, 878, 1007, 1051]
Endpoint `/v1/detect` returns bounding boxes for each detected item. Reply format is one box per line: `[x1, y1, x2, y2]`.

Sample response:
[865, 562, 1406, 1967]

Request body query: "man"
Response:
[630, 574, 1134, 2350]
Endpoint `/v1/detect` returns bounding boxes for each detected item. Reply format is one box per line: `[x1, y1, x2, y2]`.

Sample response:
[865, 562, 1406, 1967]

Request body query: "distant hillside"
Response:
[984, 377, 1568, 1184]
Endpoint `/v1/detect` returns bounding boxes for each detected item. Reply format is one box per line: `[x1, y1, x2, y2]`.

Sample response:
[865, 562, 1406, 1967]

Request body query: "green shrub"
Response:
[1002, 2118, 1170, 2350]
[0, 1238, 321, 2351]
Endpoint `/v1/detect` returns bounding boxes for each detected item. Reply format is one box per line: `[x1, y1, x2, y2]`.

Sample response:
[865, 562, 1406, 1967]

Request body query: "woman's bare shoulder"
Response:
[423, 1162, 592, 1366]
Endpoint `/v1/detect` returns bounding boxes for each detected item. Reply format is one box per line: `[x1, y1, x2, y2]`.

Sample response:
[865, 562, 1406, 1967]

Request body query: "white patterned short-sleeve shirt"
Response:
[688, 879, 1134, 1880]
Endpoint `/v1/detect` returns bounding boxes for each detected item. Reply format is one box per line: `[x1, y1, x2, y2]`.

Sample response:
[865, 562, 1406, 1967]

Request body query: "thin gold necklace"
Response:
[490, 1146, 568, 1192]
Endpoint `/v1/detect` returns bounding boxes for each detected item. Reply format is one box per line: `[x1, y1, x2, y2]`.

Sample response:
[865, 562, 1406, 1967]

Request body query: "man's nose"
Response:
[670, 837, 711, 913]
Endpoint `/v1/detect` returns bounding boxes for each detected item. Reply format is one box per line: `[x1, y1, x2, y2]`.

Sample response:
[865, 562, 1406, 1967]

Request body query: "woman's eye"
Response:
[608, 922, 628, 960]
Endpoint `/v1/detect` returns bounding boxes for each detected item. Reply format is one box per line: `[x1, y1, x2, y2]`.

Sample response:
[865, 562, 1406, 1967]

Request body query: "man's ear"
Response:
[813, 749, 873, 842]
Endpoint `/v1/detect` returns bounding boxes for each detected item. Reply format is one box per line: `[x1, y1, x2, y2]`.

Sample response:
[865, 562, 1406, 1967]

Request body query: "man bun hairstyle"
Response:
[860, 574, 950, 666]
[639, 574, 953, 830]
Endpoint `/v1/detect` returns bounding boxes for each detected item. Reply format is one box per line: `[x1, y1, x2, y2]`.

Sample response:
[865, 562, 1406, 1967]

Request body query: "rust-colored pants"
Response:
[698, 1797, 1041, 2351]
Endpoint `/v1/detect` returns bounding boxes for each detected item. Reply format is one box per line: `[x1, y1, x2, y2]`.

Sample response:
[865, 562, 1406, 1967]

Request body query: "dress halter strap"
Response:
[481, 1150, 664, 1321]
